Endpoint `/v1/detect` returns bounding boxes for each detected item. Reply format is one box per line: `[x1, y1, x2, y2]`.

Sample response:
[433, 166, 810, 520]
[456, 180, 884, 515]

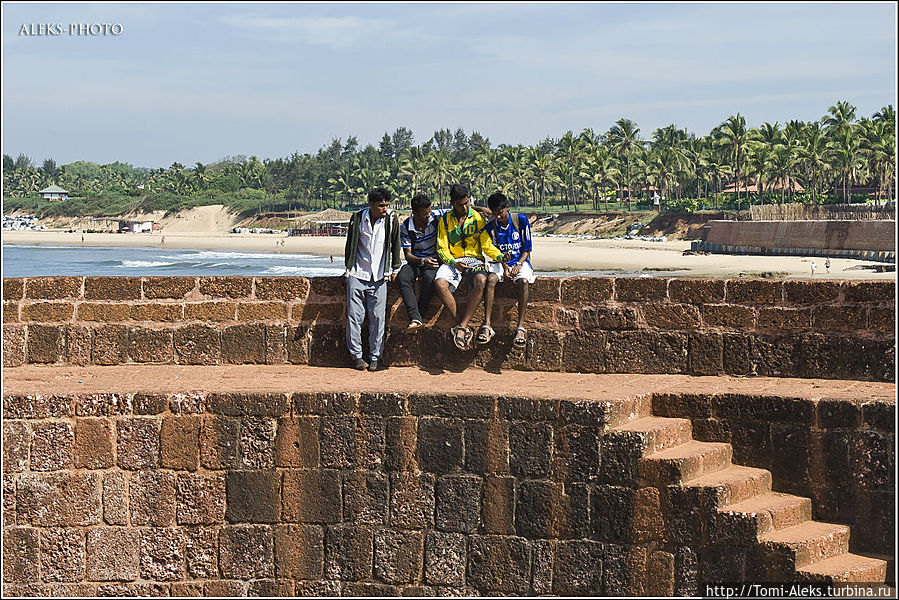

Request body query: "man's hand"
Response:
[389, 272, 398, 282]
[423, 257, 439, 268]
[455, 262, 470, 272]
[511, 264, 522, 277]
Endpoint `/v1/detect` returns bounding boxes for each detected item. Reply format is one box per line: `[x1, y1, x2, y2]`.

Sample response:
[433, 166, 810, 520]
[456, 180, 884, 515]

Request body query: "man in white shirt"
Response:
[343, 187, 403, 371]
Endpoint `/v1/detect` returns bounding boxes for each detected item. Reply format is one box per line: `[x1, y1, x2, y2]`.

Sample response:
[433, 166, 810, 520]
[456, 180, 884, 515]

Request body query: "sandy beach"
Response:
[3, 228, 894, 280]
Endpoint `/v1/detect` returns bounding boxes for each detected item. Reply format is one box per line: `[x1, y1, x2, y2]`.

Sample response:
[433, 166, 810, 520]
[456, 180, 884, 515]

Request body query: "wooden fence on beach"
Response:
[749, 202, 895, 221]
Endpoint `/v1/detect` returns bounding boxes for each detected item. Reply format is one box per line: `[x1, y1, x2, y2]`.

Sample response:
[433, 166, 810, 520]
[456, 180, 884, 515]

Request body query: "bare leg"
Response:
[458, 274, 487, 329]
[434, 278, 457, 325]
[516, 280, 529, 330]
[482, 273, 499, 330]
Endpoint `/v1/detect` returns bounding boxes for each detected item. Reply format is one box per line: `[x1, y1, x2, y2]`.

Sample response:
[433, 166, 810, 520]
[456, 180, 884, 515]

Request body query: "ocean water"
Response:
[1, 243, 651, 278]
[1, 244, 346, 278]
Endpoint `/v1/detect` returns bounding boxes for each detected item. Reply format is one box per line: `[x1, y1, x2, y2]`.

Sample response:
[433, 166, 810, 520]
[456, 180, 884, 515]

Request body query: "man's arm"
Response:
[390, 214, 403, 275]
[436, 214, 455, 267]
[344, 212, 356, 269]
[478, 216, 504, 262]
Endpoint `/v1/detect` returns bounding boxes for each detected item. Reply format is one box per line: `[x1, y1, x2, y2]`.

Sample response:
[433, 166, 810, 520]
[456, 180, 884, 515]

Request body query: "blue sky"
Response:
[2, 2, 895, 169]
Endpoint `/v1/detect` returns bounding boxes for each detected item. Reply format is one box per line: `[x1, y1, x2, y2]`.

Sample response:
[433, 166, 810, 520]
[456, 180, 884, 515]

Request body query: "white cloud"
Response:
[216, 13, 399, 49]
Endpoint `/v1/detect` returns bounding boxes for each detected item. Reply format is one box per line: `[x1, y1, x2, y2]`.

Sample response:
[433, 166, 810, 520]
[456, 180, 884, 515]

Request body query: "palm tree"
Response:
[798, 122, 828, 204]
[607, 119, 642, 211]
[716, 113, 750, 205]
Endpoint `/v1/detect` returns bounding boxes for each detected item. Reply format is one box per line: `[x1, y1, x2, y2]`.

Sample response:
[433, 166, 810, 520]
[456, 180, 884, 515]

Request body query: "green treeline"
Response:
[3, 101, 894, 220]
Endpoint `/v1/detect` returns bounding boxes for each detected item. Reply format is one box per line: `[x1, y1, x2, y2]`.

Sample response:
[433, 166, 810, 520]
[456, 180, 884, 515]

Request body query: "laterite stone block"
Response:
[560, 277, 613, 305]
[25, 276, 82, 300]
[726, 279, 783, 304]
[255, 277, 310, 301]
[4, 277, 24, 300]
[93, 324, 129, 365]
[616, 277, 669, 302]
[198, 276, 253, 298]
[669, 278, 725, 304]
[22, 301, 75, 322]
[84, 277, 142, 300]
[143, 276, 196, 299]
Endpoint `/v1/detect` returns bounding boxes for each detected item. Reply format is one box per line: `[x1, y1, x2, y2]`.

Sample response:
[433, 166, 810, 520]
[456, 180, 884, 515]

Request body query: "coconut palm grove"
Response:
[3, 101, 895, 220]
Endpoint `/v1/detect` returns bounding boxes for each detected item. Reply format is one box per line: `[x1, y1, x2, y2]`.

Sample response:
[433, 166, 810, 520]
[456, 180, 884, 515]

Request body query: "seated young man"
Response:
[434, 183, 505, 350]
[397, 193, 448, 332]
[481, 192, 536, 349]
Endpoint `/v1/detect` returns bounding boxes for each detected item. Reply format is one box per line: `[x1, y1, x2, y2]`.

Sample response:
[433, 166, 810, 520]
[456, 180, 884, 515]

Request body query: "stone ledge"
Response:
[3, 365, 895, 403]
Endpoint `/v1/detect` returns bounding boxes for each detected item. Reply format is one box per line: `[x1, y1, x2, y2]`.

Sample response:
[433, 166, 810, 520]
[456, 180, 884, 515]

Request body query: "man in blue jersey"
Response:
[481, 192, 536, 349]
[397, 193, 448, 333]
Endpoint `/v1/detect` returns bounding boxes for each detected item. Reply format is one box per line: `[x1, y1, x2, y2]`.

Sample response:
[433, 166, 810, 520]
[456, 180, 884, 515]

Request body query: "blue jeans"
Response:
[346, 275, 387, 360]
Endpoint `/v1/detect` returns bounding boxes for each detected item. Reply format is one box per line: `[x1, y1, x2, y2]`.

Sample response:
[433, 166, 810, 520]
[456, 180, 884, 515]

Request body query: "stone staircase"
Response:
[610, 415, 888, 585]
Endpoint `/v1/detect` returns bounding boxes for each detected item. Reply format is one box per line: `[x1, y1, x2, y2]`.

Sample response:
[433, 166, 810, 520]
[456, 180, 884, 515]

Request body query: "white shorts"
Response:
[435, 258, 487, 293]
[487, 260, 536, 284]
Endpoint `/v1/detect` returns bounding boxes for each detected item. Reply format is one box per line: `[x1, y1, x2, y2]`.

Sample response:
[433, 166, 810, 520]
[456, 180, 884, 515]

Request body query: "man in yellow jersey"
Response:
[434, 183, 506, 350]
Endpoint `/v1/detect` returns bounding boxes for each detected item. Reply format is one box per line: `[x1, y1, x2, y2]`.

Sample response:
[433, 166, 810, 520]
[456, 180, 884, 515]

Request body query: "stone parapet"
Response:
[3, 276, 894, 381]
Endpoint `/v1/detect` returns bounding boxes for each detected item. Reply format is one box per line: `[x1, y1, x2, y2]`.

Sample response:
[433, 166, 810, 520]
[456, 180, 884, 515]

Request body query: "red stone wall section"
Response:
[2, 390, 892, 595]
[2, 276, 895, 381]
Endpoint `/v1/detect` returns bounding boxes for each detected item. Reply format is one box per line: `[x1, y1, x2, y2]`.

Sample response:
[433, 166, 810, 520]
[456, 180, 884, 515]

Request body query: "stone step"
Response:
[710, 492, 813, 544]
[721, 492, 814, 535]
[760, 521, 851, 570]
[796, 553, 888, 584]
[612, 416, 693, 455]
[683, 464, 772, 507]
[641, 441, 733, 485]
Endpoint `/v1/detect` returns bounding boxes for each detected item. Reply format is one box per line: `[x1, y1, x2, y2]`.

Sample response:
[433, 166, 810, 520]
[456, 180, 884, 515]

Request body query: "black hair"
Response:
[487, 192, 509, 212]
[411, 193, 431, 211]
[368, 187, 391, 204]
[449, 183, 469, 203]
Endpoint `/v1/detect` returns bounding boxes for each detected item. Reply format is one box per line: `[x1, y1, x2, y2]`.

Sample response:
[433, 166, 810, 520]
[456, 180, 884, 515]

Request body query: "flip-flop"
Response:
[452, 326, 471, 350]
[476, 325, 495, 345]
[513, 327, 527, 349]
[405, 319, 423, 333]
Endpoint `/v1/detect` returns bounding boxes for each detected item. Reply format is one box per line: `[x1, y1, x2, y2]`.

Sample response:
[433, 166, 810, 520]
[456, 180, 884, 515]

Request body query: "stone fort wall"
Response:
[2, 388, 893, 596]
[2, 276, 895, 381]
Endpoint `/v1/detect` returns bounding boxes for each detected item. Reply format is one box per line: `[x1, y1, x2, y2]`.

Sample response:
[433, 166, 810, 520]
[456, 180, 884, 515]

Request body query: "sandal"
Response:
[513, 327, 527, 349]
[476, 325, 495, 345]
[452, 325, 472, 350]
[405, 319, 423, 333]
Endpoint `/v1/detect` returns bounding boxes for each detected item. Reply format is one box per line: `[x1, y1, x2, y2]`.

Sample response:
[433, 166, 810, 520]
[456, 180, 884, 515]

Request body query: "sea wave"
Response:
[178, 250, 319, 261]
[262, 265, 344, 276]
[120, 260, 177, 268]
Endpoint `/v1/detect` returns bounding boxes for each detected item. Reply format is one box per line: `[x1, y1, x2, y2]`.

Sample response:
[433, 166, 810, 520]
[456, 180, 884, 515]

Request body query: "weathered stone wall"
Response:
[652, 392, 895, 556]
[3, 276, 894, 381]
[2, 390, 893, 596]
[700, 220, 896, 261]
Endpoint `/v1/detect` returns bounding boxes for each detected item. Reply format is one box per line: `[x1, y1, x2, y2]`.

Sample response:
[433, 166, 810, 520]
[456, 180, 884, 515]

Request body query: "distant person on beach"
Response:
[810, 262, 817, 277]
[481, 192, 536, 349]
[343, 187, 402, 371]
[434, 183, 504, 350]
[160, 236, 165, 246]
[825, 257, 831, 274]
[330, 254, 334, 263]
[397, 193, 449, 333]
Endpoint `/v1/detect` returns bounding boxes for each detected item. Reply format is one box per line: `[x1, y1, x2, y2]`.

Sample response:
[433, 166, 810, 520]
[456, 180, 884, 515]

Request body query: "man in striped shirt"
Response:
[397, 193, 448, 333]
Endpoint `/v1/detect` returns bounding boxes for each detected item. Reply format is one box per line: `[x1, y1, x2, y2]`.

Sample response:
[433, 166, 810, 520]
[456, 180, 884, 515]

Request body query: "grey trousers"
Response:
[346, 275, 387, 360]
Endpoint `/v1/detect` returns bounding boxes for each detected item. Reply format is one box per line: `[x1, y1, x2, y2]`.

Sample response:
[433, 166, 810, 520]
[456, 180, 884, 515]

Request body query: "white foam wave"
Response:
[181, 250, 318, 261]
[262, 266, 344, 276]
[120, 260, 176, 268]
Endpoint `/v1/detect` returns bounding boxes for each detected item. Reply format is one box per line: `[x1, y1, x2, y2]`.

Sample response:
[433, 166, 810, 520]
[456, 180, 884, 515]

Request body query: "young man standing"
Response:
[397, 193, 447, 333]
[344, 187, 403, 371]
[434, 183, 505, 350]
[482, 192, 536, 349]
